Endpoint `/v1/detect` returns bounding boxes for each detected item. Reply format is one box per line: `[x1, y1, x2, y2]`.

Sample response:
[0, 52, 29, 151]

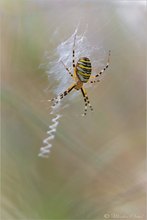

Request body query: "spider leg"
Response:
[72, 34, 76, 69]
[60, 60, 73, 77]
[51, 83, 76, 107]
[90, 50, 111, 83]
[81, 87, 93, 116]
[72, 34, 78, 81]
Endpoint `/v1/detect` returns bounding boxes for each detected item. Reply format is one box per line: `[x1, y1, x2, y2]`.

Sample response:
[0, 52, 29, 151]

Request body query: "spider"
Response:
[50, 35, 111, 116]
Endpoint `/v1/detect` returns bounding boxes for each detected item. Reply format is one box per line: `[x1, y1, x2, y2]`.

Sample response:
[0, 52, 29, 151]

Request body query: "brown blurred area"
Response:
[1, 0, 146, 219]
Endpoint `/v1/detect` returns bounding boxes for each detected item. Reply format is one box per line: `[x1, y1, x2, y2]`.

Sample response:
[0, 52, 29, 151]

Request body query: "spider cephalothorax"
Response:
[50, 35, 111, 116]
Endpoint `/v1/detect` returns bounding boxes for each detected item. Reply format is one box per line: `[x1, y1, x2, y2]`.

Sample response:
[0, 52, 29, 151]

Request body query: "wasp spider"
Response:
[50, 35, 111, 116]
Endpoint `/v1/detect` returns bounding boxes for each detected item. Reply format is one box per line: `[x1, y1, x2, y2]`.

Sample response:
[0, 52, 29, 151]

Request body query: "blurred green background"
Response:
[1, 0, 146, 219]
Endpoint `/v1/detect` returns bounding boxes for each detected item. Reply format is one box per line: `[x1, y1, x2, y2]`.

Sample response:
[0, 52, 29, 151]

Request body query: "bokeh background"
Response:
[1, 0, 146, 219]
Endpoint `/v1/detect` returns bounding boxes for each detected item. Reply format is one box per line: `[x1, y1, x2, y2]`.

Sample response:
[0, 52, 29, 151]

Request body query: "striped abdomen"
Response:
[76, 57, 92, 83]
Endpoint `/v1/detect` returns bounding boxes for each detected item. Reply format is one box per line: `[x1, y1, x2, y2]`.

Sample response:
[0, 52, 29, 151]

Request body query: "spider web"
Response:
[45, 28, 106, 98]
[39, 28, 107, 158]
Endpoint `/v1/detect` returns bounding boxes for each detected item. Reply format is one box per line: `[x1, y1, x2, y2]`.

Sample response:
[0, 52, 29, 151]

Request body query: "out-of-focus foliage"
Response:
[1, 0, 146, 219]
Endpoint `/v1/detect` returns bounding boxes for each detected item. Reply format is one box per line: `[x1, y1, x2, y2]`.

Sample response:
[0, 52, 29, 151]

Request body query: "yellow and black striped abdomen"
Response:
[76, 57, 92, 83]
